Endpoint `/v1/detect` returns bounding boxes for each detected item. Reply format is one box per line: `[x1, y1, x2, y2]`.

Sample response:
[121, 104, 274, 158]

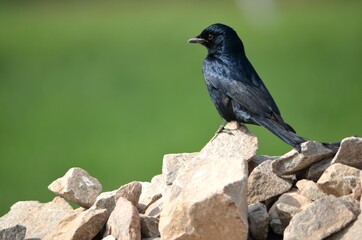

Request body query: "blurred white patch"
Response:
[82, 176, 94, 186]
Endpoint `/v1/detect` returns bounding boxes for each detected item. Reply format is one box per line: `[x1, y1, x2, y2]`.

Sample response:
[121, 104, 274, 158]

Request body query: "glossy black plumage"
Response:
[188, 23, 307, 150]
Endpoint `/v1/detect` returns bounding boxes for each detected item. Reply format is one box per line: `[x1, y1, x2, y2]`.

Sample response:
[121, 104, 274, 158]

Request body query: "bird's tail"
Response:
[254, 117, 341, 152]
[254, 117, 307, 151]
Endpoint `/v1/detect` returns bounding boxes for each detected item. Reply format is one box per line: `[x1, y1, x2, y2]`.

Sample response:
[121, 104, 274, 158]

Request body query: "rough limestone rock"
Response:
[331, 137, 362, 169]
[327, 214, 362, 240]
[272, 141, 334, 176]
[248, 160, 294, 204]
[102, 235, 116, 240]
[248, 203, 269, 240]
[198, 121, 258, 160]
[49, 207, 108, 240]
[0, 197, 73, 239]
[94, 181, 142, 216]
[144, 198, 162, 218]
[296, 179, 327, 201]
[269, 191, 311, 235]
[139, 175, 165, 211]
[306, 157, 333, 181]
[140, 215, 160, 238]
[0, 224, 26, 240]
[284, 195, 359, 240]
[159, 157, 249, 240]
[317, 163, 361, 196]
[162, 153, 199, 185]
[104, 197, 141, 240]
[48, 167, 102, 208]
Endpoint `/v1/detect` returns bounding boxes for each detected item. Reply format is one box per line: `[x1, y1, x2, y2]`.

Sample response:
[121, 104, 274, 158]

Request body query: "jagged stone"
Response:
[306, 157, 333, 181]
[102, 235, 116, 240]
[327, 214, 362, 240]
[162, 152, 199, 185]
[331, 137, 362, 169]
[272, 141, 334, 176]
[284, 195, 359, 240]
[317, 163, 361, 196]
[198, 122, 258, 160]
[159, 157, 248, 240]
[140, 215, 160, 238]
[48, 167, 102, 208]
[115, 181, 142, 206]
[138, 175, 165, 211]
[248, 160, 294, 204]
[0, 224, 26, 240]
[269, 191, 311, 235]
[0, 197, 73, 239]
[144, 198, 162, 218]
[296, 179, 327, 201]
[104, 197, 141, 240]
[48, 207, 108, 240]
[248, 203, 269, 240]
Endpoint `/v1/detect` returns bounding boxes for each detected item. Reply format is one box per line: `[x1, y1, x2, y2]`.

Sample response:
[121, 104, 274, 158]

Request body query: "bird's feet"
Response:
[210, 121, 239, 142]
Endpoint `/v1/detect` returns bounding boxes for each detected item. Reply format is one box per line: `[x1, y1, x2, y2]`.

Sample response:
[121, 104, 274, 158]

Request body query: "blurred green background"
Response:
[1, 0, 361, 215]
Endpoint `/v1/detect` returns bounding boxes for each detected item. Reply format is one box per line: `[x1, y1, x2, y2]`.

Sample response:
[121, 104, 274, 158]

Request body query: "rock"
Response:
[159, 157, 249, 240]
[144, 197, 162, 218]
[327, 214, 362, 240]
[248, 203, 269, 240]
[317, 163, 360, 196]
[331, 137, 362, 169]
[284, 195, 359, 240]
[248, 160, 294, 204]
[49, 207, 108, 240]
[140, 215, 160, 238]
[138, 175, 165, 211]
[0, 224, 26, 240]
[0, 197, 74, 239]
[104, 197, 141, 240]
[306, 157, 333, 181]
[162, 152, 199, 185]
[93, 181, 142, 216]
[198, 122, 258, 160]
[249, 155, 279, 176]
[142, 238, 160, 240]
[102, 235, 116, 240]
[115, 181, 142, 206]
[272, 141, 334, 176]
[269, 191, 311, 235]
[296, 179, 327, 201]
[48, 167, 102, 208]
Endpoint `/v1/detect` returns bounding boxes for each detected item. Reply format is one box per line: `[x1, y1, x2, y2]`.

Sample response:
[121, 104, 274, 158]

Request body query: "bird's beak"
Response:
[188, 37, 207, 44]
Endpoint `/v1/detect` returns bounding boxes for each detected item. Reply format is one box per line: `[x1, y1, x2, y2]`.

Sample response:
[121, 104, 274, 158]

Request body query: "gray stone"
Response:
[104, 197, 141, 240]
[115, 181, 142, 207]
[248, 203, 269, 240]
[140, 215, 160, 238]
[248, 160, 294, 204]
[198, 121, 258, 161]
[306, 157, 333, 181]
[0, 225, 26, 240]
[159, 157, 249, 240]
[296, 179, 327, 201]
[284, 195, 359, 240]
[331, 137, 362, 169]
[269, 191, 311, 235]
[162, 153, 199, 185]
[272, 141, 334, 176]
[0, 197, 74, 239]
[317, 163, 361, 196]
[48, 167, 102, 208]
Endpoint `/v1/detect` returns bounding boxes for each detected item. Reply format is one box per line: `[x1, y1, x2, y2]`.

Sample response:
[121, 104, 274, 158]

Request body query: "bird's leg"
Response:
[211, 120, 237, 141]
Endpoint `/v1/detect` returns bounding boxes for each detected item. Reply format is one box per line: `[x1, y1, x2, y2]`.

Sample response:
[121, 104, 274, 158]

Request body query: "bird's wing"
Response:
[203, 57, 284, 122]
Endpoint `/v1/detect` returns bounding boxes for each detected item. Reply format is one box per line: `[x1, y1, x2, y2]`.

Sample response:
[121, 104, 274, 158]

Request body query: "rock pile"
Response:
[0, 122, 361, 240]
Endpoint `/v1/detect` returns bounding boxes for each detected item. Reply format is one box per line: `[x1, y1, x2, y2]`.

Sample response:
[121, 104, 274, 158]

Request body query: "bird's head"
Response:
[188, 23, 244, 55]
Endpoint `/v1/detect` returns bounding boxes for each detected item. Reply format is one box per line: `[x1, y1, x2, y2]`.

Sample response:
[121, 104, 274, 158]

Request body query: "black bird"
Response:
[188, 23, 337, 151]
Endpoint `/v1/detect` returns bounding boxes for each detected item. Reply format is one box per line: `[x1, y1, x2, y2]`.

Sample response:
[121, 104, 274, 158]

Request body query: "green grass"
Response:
[0, 1, 361, 215]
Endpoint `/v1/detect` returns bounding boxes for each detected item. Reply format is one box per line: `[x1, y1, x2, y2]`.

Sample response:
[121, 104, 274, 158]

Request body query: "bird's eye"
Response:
[207, 34, 214, 40]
